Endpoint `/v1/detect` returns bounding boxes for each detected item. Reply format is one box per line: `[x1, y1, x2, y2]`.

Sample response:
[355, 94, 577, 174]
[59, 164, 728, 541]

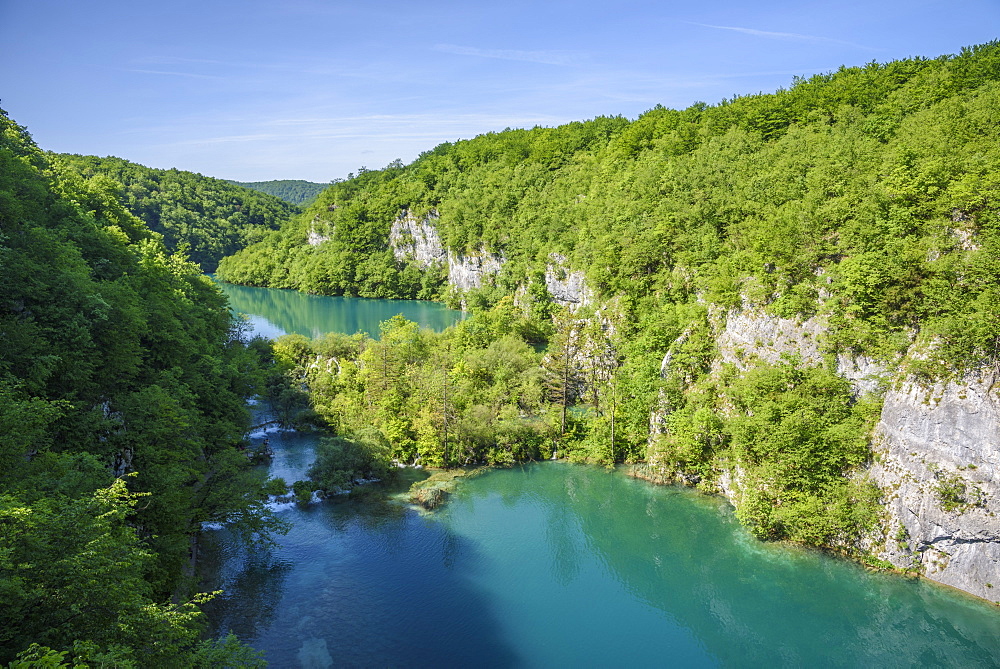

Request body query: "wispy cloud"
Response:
[133, 56, 227, 66]
[126, 68, 222, 80]
[688, 22, 876, 50]
[433, 43, 579, 66]
[134, 112, 567, 147]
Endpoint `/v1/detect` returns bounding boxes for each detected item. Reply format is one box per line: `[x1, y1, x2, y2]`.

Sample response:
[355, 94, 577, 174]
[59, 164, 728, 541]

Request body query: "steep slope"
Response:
[55, 154, 299, 271]
[217, 43, 1000, 600]
[1, 110, 274, 664]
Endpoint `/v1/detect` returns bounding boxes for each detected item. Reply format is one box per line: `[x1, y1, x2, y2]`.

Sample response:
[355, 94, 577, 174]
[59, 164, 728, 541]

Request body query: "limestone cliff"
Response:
[446, 249, 505, 292]
[545, 253, 593, 308]
[388, 209, 505, 293]
[389, 210, 446, 267]
[865, 372, 1000, 602]
[307, 216, 332, 246]
[710, 306, 887, 396]
[653, 305, 1000, 603]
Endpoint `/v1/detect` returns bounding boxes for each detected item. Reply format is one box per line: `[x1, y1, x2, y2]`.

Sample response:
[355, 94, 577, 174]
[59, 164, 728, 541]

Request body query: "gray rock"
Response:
[545, 253, 593, 308]
[714, 307, 825, 369]
[446, 249, 505, 292]
[865, 372, 1000, 602]
[388, 209, 504, 293]
[389, 210, 446, 266]
[306, 215, 332, 246]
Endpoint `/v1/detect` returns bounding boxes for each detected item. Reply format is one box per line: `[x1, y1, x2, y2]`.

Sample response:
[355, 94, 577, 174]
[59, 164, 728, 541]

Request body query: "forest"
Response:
[229, 179, 328, 206]
[54, 155, 299, 272]
[219, 42, 1000, 547]
[0, 111, 280, 666]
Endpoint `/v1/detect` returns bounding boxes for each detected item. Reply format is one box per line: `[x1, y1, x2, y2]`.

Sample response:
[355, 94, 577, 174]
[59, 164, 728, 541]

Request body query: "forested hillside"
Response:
[230, 179, 327, 206]
[218, 43, 1000, 553]
[220, 42, 1000, 372]
[55, 155, 299, 271]
[1, 110, 277, 665]
[220, 44, 999, 364]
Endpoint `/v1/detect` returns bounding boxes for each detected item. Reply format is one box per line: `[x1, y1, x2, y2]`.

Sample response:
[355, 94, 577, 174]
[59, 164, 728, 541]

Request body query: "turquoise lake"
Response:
[202, 283, 1000, 668]
[214, 280, 464, 339]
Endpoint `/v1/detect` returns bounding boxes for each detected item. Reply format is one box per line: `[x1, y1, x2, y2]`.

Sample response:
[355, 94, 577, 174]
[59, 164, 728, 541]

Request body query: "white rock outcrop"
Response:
[653, 305, 999, 602]
[387, 209, 505, 294]
[714, 308, 826, 369]
[389, 210, 447, 267]
[307, 216, 331, 246]
[713, 307, 886, 397]
[545, 253, 593, 308]
[865, 372, 1000, 602]
[446, 249, 505, 291]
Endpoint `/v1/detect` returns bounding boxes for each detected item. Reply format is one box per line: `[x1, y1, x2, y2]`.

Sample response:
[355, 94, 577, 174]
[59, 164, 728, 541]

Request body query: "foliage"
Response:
[274, 310, 560, 468]
[218, 42, 1000, 374]
[725, 363, 882, 545]
[229, 179, 328, 205]
[0, 108, 277, 663]
[55, 154, 299, 271]
[933, 470, 985, 513]
[301, 431, 396, 495]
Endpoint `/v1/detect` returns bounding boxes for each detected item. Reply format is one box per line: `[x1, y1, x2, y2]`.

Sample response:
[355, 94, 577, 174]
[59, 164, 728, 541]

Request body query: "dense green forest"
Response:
[55, 155, 299, 272]
[229, 179, 328, 206]
[219, 43, 1000, 548]
[1, 111, 281, 665]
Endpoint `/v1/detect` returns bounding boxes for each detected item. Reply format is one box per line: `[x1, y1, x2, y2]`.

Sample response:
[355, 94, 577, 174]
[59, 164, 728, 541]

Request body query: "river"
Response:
[202, 282, 1000, 668]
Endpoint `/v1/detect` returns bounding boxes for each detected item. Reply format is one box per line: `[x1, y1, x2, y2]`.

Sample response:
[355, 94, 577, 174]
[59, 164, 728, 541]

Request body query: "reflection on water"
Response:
[202, 440, 1000, 668]
[213, 280, 464, 339]
[444, 464, 1000, 668]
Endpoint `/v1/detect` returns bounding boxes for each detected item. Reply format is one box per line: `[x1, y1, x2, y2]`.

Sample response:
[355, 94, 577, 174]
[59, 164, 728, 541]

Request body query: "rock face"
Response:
[654, 305, 999, 602]
[865, 373, 1000, 603]
[447, 249, 505, 292]
[545, 253, 593, 308]
[714, 308, 826, 368]
[712, 307, 886, 396]
[307, 216, 331, 246]
[389, 210, 447, 267]
[388, 209, 504, 292]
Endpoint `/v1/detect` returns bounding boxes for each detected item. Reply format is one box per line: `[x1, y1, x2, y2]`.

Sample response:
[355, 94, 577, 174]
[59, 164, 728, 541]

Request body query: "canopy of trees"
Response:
[1, 110, 277, 665]
[229, 179, 328, 206]
[55, 154, 299, 272]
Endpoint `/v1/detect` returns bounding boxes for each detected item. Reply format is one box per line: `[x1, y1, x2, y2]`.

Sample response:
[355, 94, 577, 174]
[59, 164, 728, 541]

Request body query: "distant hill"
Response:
[54, 154, 300, 272]
[229, 179, 328, 205]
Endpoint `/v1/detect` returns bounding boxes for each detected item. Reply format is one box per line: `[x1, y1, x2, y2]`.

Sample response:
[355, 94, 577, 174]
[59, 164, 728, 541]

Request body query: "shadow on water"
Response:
[199, 425, 519, 668]
[198, 535, 294, 642]
[206, 496, 520, 668]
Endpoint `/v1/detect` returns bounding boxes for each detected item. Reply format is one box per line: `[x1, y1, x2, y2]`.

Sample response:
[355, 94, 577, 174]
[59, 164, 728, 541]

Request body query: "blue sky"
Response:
[1, 0, 997, 182]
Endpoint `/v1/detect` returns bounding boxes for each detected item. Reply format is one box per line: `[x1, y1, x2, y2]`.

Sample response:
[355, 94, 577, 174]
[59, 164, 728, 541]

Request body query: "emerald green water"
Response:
[214, 280, 464, 338]
[203, 284, 1000, 667]
[203, 443, 1000, 667]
